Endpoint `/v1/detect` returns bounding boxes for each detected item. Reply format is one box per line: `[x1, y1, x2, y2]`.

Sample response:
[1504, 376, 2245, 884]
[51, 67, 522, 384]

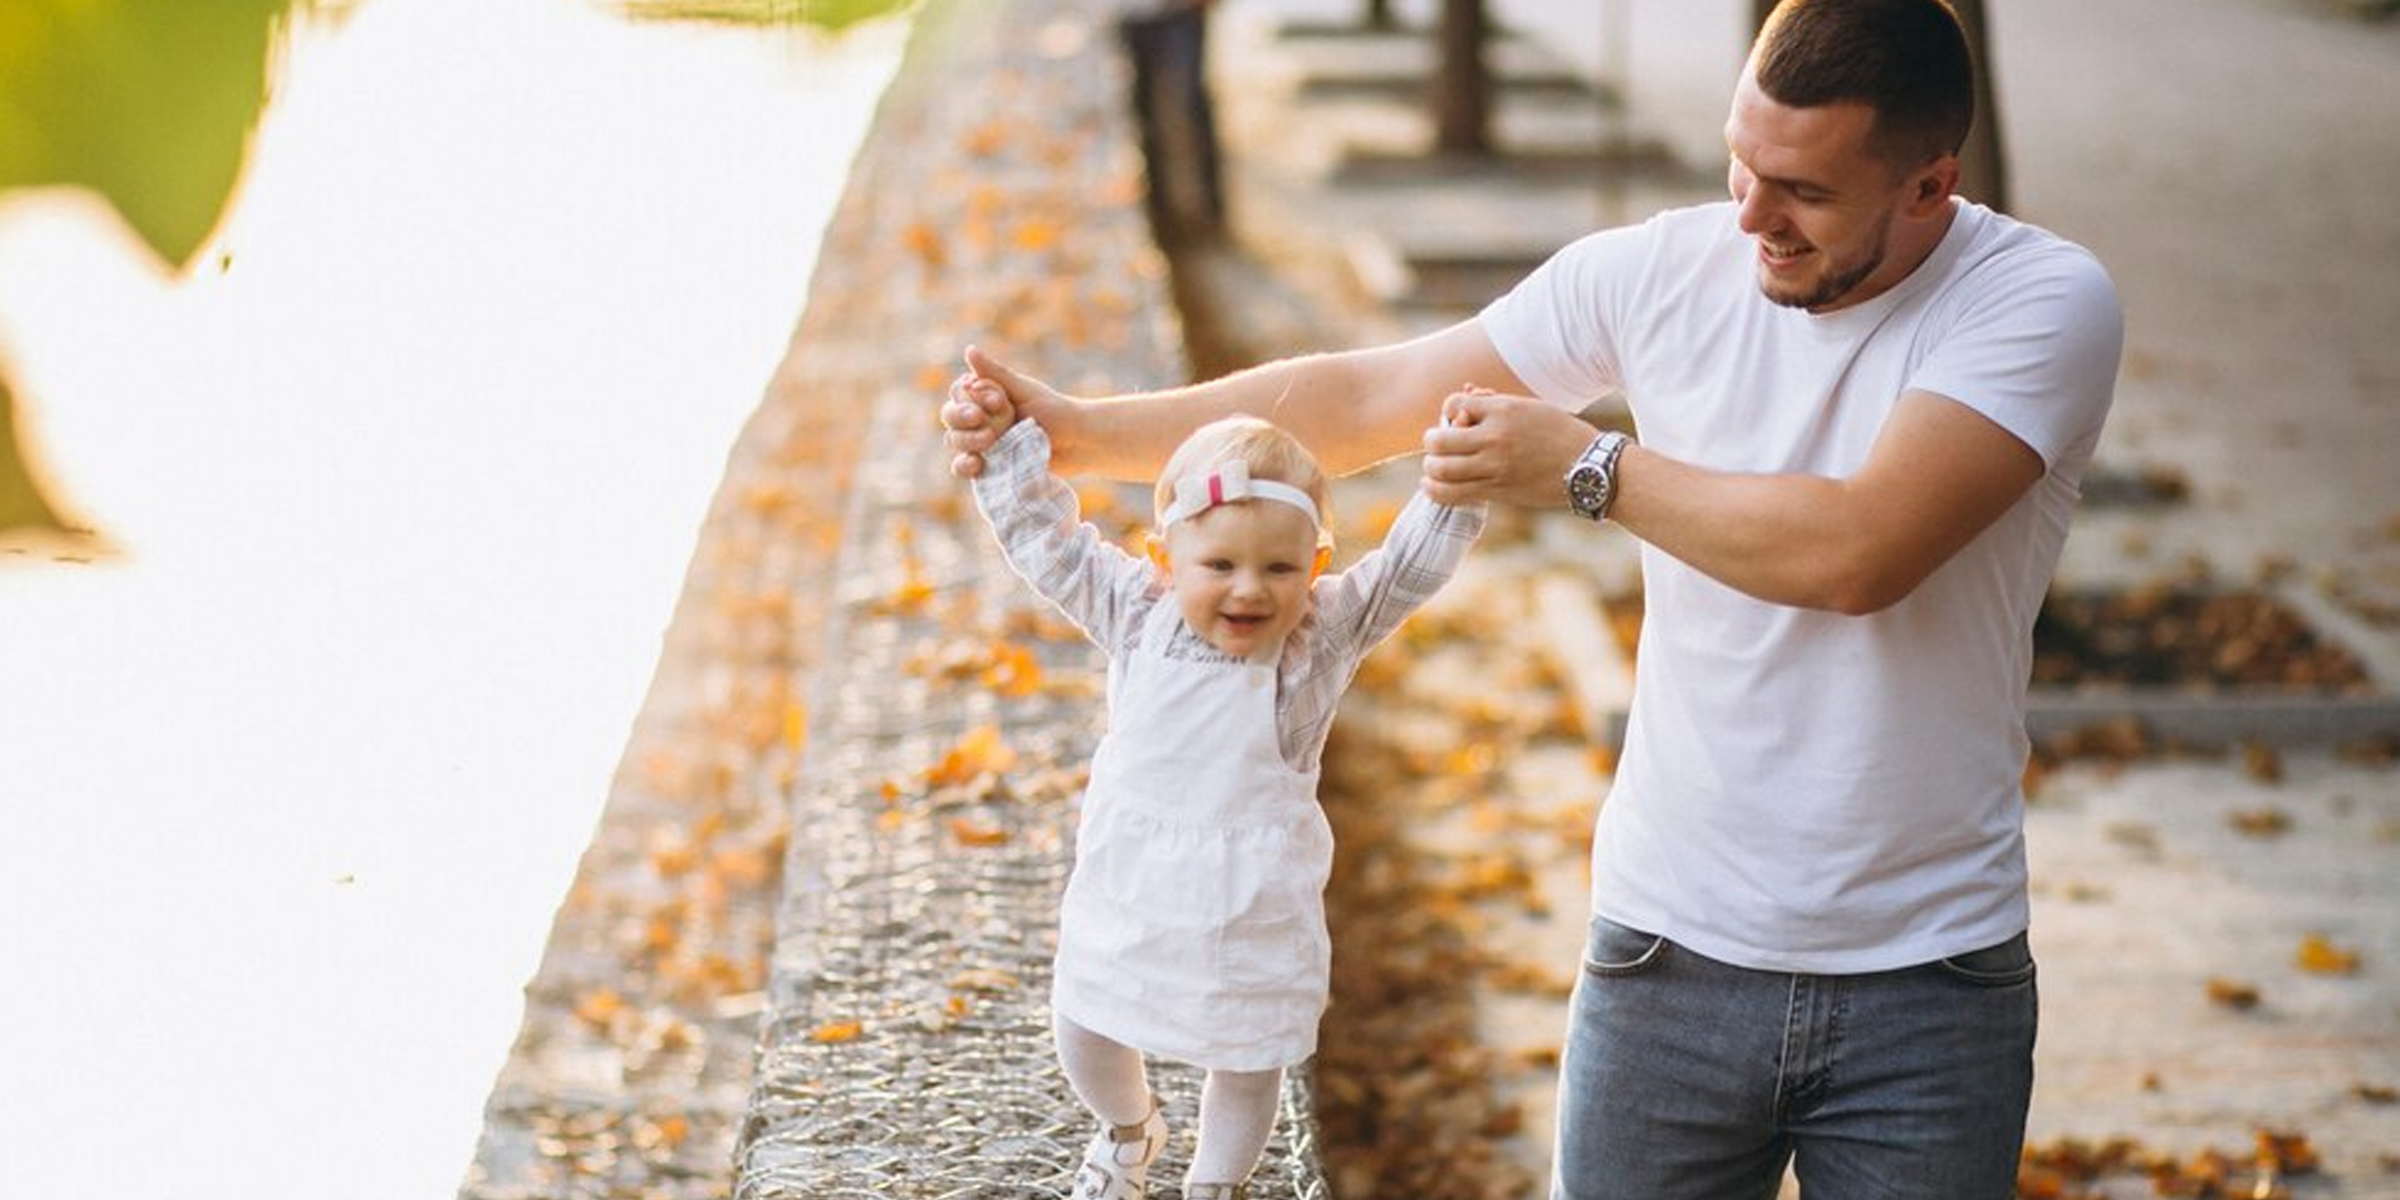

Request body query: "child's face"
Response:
[1159, 500, 1320, 657]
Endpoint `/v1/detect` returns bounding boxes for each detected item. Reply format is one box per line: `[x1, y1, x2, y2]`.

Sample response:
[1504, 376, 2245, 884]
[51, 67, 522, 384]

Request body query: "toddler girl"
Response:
[962, 383, 1485, 1200]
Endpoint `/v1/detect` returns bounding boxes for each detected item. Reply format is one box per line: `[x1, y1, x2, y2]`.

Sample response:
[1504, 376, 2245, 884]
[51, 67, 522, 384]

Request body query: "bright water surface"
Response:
[0, 0, 902, 1194]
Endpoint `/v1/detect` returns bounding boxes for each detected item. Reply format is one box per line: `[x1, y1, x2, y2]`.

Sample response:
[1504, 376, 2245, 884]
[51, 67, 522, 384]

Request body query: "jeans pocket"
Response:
[1936, 930, 2037, 987]
[1581, 915, 1671, 977]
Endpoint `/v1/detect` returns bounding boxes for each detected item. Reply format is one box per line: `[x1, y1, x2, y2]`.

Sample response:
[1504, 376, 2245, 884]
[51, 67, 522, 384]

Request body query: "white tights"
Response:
[1054, 1012, 1284, 1188]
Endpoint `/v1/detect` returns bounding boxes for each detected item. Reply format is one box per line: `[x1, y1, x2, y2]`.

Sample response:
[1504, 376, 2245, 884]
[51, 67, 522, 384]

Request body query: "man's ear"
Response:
[1309, 545, 1333, 582]
[1908, 153, 1960, 216]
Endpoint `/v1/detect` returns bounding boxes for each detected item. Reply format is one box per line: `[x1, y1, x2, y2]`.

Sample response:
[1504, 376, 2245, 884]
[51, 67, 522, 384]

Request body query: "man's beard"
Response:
[1761, 211, 1892, 311]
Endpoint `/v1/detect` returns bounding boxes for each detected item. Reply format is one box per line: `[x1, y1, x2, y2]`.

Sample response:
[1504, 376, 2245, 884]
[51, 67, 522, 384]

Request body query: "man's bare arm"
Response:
[1424, 388, 2045, 615]
[1605, 392, 2041, 613]
[943, 320, 1527, 480]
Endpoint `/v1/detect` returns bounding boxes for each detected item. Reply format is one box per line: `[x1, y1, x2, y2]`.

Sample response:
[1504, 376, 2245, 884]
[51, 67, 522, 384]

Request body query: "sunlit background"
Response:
[0, 0, 903, 1194]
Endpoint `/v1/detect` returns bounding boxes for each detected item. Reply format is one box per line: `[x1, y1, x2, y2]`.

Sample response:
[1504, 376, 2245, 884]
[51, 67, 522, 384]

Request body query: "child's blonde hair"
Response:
[1153, 416, 1334, 545]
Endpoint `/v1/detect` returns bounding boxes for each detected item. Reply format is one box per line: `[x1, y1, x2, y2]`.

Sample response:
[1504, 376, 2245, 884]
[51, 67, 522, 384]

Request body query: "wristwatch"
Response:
[1565, 431, 1631, 522]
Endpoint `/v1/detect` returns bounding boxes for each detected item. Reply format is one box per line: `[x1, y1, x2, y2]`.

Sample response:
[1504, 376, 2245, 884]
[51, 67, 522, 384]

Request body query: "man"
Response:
[946, 0, 2121, 1194]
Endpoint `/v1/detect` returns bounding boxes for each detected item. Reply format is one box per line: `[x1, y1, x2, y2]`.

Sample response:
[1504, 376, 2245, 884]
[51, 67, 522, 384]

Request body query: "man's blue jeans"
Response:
[1551, 916, 2037, 1199]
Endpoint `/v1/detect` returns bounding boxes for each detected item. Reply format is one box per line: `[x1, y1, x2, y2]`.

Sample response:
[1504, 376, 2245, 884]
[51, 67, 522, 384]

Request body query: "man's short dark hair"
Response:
[1752, 0, 1975, 171]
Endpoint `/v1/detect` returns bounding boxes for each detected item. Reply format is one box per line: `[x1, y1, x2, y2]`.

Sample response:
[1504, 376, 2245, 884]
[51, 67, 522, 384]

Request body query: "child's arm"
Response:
[1312, 488, 1487, 659]
[969, 419, 1159, 652]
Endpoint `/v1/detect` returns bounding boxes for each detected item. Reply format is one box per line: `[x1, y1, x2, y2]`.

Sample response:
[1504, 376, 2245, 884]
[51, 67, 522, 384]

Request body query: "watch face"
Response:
[1568, 464, 1606, 516]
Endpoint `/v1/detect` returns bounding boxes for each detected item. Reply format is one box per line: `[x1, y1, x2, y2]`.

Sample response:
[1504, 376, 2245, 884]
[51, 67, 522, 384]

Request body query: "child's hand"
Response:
[945, 368, 1017, 472]
[1423, 385, 1599, 508]
[1440, 384, 1494, 429]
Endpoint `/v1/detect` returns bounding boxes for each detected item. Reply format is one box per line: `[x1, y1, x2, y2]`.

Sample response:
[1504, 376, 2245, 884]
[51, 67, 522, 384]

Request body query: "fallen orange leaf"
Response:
[948, 967, 1021, 992]
[2206, 977, 2262, 1010]
[2296, 933, 2361, 975]
[573, 988, 626, 1031]
[961, 120, 1008, 157]
[658, 1115, 690, 1145]
[883, 572, 936, 614]
[948, 817, 1011, 847]
[740, 482, 793, 514]
[1442, 744, 1497, 777]
[927, 725, 1018, 786]
[711, 845, 774, 889]
[782, 699, 808, 752]
[1071, 481, 1122, 520]
[643, 911, 681, 957]
[1351, 500, 1403, 543]
[1011, 219, 1062, 251]
[809, 1020, 865, 1044]
[902, 222, 945, 267]
[650, 838, 698, 878]
[981, 641, 1043, 697]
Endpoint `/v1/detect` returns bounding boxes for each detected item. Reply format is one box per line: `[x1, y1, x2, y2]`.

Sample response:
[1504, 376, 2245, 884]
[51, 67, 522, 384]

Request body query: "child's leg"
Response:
[1056, 1012, 1167, 1200]
[1054, 1012, 1153, 1126]
[1186, 1065, 1283, 1190]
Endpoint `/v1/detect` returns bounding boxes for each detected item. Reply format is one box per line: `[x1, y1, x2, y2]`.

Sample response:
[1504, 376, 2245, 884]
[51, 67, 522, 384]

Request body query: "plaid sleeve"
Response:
[1313, 488, 1486, 659]
[969, 420, 1159, 654]
[1272, 487, 1485, 767]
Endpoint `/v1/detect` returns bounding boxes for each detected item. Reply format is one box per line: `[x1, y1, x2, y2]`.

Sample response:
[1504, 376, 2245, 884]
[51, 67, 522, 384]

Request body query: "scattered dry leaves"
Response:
[2018, 1129, 2320, 1200]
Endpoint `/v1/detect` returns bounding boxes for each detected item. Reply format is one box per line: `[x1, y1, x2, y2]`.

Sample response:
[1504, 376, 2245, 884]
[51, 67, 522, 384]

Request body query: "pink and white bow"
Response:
[1159, 461, 1321, 529]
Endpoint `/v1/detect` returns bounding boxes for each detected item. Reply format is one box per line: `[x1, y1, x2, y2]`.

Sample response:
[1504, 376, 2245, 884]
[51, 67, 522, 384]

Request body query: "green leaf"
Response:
[0, 0, 289, 269]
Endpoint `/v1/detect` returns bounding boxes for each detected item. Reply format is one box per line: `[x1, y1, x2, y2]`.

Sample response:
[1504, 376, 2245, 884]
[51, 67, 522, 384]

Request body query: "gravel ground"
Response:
[1178, 2, 2400, 1195]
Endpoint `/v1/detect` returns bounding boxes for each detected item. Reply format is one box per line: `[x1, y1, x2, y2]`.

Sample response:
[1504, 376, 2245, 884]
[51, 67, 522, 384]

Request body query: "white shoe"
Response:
[1071, 1098, 1167, 1200]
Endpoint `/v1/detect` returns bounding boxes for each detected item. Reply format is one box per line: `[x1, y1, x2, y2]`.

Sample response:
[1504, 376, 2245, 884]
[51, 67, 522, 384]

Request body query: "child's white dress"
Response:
[972, 422, 1484, 1071]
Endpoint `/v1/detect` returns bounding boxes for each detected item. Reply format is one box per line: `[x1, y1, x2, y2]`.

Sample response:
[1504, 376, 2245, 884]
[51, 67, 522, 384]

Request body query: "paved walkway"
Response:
[1185, 0, 2400, 1195]
[465, 0, 2400, 1196]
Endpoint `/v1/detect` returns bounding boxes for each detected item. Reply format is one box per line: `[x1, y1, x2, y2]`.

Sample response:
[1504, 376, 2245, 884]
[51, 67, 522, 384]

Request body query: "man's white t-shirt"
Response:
[1481, 199, 2123, 973]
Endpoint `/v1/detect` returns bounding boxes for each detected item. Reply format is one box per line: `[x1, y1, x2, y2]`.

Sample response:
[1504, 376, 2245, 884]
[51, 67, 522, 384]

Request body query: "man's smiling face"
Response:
[1724, 70, 1919, 313]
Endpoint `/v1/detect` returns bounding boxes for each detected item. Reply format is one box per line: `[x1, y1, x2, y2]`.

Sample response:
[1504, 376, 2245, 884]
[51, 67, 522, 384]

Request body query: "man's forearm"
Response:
[1055, 351, 1402, 480]
[1608, 393, 2046, 616]
[1054, 321, 1513, 480]
[1611, 449, 1889, 614]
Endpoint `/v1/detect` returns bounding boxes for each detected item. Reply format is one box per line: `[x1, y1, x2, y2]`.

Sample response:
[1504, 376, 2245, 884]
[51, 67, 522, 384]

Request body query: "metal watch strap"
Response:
[1567, 431, 1630, 522]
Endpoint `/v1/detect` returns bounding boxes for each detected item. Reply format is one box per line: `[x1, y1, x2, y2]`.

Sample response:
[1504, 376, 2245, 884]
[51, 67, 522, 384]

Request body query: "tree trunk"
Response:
[1363, 0, 1397, 29]
[1433, 0, 1493, 156]
[1748, 0, 2009, 210]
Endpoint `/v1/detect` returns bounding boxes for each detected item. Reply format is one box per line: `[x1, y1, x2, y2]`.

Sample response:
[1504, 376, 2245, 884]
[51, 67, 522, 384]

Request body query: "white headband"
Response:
[1159, 461, 1321, 529]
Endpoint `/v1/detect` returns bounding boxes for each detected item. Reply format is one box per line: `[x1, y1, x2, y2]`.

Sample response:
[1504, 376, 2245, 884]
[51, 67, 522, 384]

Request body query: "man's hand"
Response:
[1420, 388, 1598, 508]
[942, 345, 1065, 478]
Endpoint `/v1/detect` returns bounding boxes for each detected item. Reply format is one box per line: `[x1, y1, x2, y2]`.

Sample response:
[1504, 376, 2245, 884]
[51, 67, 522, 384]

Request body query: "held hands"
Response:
[943, 345, 1060, 479]
[1421, 387, 1598, 508]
